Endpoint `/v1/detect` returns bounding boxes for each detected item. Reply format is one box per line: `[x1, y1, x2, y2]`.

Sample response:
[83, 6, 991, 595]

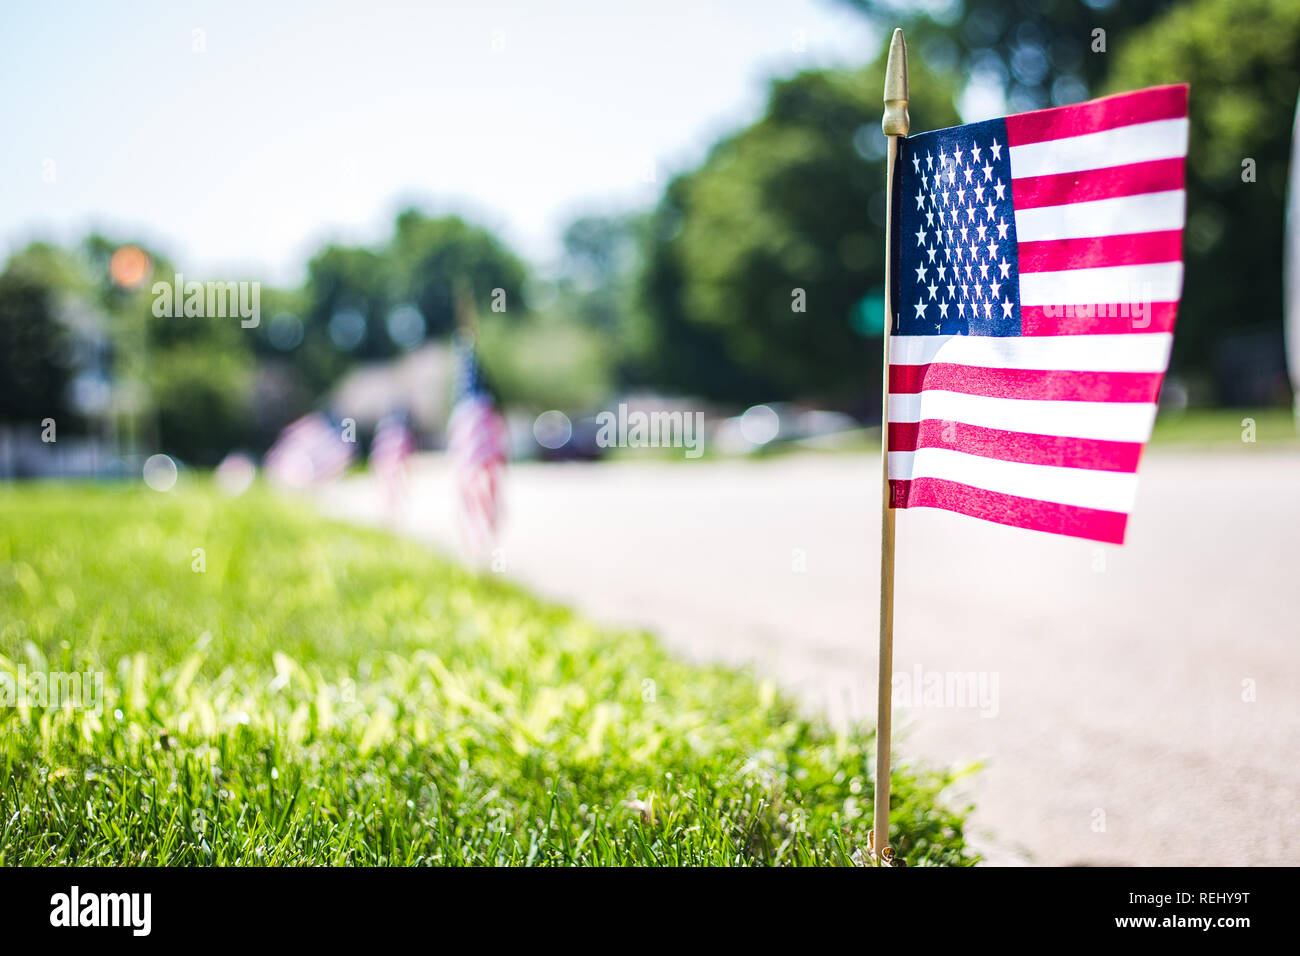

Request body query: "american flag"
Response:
[369, 409, 416, 510]
[447, 334, 508, 553]
[264, 411, 356, 489]
[889, 85, 1188, 544]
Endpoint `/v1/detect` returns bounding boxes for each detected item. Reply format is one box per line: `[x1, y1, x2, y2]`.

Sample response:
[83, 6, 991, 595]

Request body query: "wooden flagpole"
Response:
[872, 26, 909, 865]
[453, 279, 479, 338]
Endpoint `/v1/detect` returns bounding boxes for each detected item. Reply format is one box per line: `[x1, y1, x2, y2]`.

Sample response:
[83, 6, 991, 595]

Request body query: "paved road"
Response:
[319, 448, 1300, 865]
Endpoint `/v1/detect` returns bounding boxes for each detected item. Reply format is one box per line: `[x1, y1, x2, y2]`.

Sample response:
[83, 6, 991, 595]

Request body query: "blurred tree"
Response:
[0, 269, 74, 427]
[638, 60, 960, 403]
[148, 344, 255, 465]
[5, 241, 94, 295]
[84, 235, 259, 464]
[559, 213, 647, 332]
[1105, 0, 1300, 400]
[464, 213, 639, 411]
[296, 212, 529, 398]
[533, 212, 647, 396]
[300, 244, 394, 392]
[1, 237, 262, 463]
[2, 241, 116, 435]
[388, 210, 528, 335]
[3, 212, 533, 459]
[477, 310, 614, 411]
[847, 0, 1178, 113]
[633, 184, 773, 401]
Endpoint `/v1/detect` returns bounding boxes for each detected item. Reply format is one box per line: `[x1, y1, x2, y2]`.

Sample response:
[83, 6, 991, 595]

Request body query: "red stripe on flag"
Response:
[1020, 302, 1179, 335]
[1017, 230, 1184, 273]
[1004, 85, 1188, 147]
[890, 477, 1129, 544]
[1012, 158, 1184, 210]
[889, 363, 1164, 403]
[888, 420, 1144, 473]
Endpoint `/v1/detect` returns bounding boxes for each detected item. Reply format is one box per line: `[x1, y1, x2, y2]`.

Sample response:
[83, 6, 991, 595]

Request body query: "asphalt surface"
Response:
[319, 447, 1300, 865]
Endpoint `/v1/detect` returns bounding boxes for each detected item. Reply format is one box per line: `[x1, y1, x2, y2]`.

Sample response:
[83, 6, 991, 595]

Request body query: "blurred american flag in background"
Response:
[448, 334, 509, 555]
[264, 412, 355, 489]
[369, 409, 416, 514]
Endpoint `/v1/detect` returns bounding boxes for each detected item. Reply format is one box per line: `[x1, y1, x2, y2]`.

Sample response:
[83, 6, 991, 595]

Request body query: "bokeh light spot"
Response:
[142, 454, 178, 492]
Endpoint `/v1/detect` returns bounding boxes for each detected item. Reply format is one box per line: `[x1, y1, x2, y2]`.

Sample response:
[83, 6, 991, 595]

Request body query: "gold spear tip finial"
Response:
[882, 27, 910, 138]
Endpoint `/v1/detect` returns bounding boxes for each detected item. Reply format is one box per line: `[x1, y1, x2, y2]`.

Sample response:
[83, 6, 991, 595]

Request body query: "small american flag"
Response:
[447, 334, 508, 553]
[264, 411, 356, 489]
[889, 85, 1188, 544]
[370, 409, 416, 511]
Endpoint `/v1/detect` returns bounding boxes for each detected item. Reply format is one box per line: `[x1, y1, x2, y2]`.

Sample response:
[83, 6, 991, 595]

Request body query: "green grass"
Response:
[606, 407, 1300, 464]
[1147, 407, 1298, 446]
[0, 483, 975, 866]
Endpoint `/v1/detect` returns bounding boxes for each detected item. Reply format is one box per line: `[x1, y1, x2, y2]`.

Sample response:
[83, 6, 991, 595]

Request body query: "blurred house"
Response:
[1214, 331, 1293, 407]
[327, 342, 454, 445]
[0, 429, 129, 479]
[0, 287, 129, 479]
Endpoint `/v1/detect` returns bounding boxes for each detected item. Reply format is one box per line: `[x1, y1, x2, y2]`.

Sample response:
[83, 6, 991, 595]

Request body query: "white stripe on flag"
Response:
[1014, 190, 1186, 242]
[887, 390, 1158, 442]
[888, 333, 1174, 372]
[888, 447, 1141, 513]
[1008, 118, 1189, 178]
[1019, 262, 1184, 306]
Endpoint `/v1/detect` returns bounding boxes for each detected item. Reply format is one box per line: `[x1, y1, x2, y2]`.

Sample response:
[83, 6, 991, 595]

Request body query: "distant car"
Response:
[534, 415, 606, 462]
[714, 402, 861, 454]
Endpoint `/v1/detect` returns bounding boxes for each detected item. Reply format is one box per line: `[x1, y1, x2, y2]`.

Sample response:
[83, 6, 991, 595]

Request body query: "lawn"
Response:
[0, 483, 975, 866]
[1147, 407, 1298, 446]
[604, 407, 1300, 464]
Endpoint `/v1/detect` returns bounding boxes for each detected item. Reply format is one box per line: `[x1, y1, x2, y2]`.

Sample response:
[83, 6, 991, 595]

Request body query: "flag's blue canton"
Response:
[896, 118, 1022, 337]
[454, 334, 489, 401]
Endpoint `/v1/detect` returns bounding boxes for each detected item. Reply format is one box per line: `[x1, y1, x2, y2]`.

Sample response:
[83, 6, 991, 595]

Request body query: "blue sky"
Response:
[1, 0, 880, 285]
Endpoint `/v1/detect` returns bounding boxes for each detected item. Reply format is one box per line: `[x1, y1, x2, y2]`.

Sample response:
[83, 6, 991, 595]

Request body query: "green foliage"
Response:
[0, 271, 74, 427]
[848, 0, 1178, 112]
[298, 244, 393, 391]
[390, 210, 528, 337]
[639, 62, 960, 402]
[293, 212, 530, 397]
[0, 237, 260, 461]
[0, 211, 538, 461]
[0, 241, 111, 430]
[1104, 0, 1300, 395]
[477, 312, 614, 411]
[635, 191, 774, 401]
[1149, 406, 1299, 445]
[0, 485, 976, 866]
[469, 212, 646, 409]
[558, 214, 648, 334]
[148, 346, 256, 466]
[4, 241, 95, 296]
